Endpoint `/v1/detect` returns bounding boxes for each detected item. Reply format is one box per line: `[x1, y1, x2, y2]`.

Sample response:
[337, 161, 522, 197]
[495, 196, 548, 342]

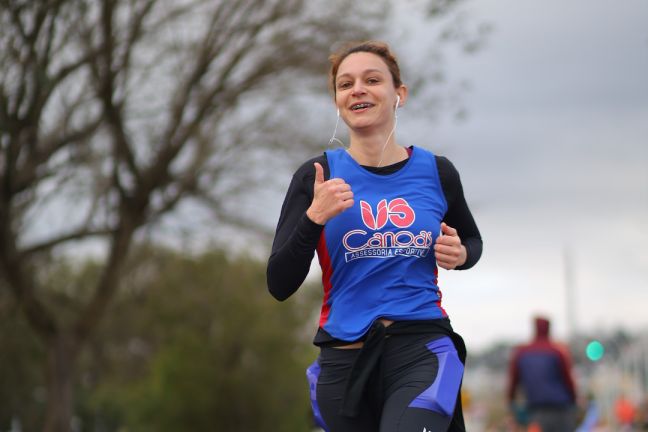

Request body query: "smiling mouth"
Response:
[350, 103, 374, 111]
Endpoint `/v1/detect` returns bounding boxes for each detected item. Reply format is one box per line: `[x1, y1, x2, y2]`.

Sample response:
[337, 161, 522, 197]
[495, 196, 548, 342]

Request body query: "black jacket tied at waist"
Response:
[338, 318, 467, 417]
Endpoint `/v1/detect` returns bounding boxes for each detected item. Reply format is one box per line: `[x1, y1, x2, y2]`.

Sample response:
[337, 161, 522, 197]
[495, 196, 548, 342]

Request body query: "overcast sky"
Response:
[390, 0, 648, 350]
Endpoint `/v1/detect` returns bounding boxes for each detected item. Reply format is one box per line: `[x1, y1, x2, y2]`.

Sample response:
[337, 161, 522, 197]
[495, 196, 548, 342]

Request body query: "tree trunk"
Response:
[43, 333, 78, 432]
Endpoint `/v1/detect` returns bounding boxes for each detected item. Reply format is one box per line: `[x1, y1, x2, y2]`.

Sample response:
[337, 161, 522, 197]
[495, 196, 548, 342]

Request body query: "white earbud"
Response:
[337, 108, 340, 117]
[395, 95, 400, 110]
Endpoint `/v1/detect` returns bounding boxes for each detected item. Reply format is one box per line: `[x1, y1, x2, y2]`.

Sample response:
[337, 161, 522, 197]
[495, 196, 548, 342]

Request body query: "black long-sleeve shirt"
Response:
[267, 148, 482, 302]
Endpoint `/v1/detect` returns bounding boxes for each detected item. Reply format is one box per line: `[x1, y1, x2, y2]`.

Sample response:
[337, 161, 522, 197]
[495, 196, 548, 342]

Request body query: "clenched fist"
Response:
[434, 222, 467, 270]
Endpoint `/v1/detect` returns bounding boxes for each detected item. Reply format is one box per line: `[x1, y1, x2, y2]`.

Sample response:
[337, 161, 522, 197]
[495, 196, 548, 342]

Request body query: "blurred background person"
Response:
[614, 393, 637, 431]
[507, 316, 578, 432]
[636, 396, 648, 431]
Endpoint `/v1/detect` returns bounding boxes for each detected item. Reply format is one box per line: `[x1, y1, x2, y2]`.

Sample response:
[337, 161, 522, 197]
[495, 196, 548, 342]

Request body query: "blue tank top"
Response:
[316, 146, 449, 341]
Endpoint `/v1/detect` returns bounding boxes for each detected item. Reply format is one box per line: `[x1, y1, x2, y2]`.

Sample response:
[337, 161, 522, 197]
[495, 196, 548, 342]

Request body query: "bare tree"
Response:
[0, 0, 476, 429]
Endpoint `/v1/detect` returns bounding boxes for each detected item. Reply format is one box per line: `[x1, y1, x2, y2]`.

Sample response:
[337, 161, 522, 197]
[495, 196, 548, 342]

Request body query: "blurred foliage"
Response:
[1, 246, 320, 431]
[0, 290, 47, 431]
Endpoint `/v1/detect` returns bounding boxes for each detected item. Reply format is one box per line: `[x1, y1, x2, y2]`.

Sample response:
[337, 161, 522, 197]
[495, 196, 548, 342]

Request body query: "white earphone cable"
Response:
[328, 109, 346, 147]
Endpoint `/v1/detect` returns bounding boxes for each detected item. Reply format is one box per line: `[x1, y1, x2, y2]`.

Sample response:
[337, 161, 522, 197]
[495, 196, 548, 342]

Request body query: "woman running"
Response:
[267, 40, 483, 432]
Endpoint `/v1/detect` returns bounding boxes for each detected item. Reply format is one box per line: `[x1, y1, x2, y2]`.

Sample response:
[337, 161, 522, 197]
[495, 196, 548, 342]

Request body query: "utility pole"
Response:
[564, 246, 577, 341]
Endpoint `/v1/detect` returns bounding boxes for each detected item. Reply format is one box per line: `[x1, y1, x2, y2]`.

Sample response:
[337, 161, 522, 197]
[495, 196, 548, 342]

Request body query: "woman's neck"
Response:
[347, 130, 407, 167]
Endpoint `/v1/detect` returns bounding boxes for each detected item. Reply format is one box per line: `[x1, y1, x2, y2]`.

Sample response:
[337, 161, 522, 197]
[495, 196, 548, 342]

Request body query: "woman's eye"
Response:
[367, 77, 380, 84]
[337, 82, 352, 89]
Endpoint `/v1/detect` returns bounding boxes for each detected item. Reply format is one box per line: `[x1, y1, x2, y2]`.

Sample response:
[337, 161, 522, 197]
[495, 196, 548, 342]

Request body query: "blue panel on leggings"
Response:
[306, 359, 328, 431]
[408, 336, 464, 417]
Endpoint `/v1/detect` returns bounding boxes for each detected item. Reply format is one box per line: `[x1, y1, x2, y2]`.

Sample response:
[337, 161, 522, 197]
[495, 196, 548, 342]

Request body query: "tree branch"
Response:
[159, 1, 261, 151]
[94, 0, 141, 187]
[50, 48, 100, 90]
[20, 227, 115, 258]
[0, 223, 57, 340]
[14, 113, 103, 194]
[74, 220, 136, 343]
[117, 0, 157, 77]
[199, 192, 273, 242]
[164, 3, 274, 160]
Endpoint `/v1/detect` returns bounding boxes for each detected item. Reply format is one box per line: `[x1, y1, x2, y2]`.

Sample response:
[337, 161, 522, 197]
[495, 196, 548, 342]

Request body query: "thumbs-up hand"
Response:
[434, 222, 467, 270]
[306, 162, 354, 225]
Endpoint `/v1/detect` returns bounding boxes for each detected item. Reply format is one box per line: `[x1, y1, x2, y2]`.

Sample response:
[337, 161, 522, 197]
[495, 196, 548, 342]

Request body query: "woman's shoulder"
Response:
[431, 154, 461, 200]
[433, 154, 459, 178]
[412, 146, 460, 179]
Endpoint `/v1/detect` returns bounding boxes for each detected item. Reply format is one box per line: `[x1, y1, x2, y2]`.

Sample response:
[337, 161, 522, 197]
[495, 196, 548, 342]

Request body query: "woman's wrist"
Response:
[306, 207, 326, 226]
[457, 245, 467, 267]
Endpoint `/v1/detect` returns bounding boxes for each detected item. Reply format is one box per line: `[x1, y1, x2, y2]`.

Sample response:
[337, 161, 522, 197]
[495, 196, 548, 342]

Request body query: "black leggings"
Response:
[307, 333, 466, 432]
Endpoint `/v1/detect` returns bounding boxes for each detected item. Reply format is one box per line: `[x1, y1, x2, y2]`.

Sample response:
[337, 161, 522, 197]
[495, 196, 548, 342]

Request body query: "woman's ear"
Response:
[396, 85, 408, 107]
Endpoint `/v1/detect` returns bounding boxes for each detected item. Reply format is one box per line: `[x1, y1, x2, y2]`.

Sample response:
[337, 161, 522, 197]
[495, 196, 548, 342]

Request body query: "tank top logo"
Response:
[342, 198, 434, 262]
[360, 198, 415, 230]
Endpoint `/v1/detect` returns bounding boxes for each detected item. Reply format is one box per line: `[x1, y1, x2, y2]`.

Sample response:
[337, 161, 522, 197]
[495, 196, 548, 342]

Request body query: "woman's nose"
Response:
[351, 80, 366, 95]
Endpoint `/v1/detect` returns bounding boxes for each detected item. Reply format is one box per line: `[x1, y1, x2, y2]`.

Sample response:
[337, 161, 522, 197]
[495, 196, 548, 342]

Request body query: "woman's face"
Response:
[334, 52, 404, 132]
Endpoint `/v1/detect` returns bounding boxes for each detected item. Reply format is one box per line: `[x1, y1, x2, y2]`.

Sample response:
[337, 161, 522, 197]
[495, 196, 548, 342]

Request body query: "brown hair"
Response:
[328, 40, 403, 95]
